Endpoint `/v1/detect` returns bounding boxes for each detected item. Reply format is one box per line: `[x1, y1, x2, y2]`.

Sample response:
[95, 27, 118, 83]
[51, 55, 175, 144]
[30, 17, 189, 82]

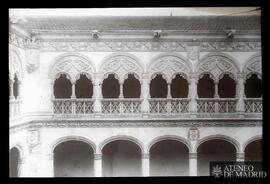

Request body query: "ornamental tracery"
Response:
[197, 54, 239, 82]
[148, 55, 191, 83]
[49, 53, 95, 83]
[243, 54, 262, 80]
[100, 54, 143, 83]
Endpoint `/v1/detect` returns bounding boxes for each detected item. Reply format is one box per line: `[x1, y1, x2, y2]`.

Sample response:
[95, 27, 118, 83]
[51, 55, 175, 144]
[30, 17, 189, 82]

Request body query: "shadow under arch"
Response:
[147, 135, 192, 153]
[195, 134, 241, 153]
[50, 136, 97, 154]
[243, 135, 262, 151]
[98, 135, 144, 153]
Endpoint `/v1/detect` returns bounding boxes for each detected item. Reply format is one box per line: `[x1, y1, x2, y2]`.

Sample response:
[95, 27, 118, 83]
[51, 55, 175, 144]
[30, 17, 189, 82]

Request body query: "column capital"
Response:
[141, 153, 150, 159]
[236, 152, 245, 159]
[189, 152, 197, 159]
[94, 153, 102, 160]
[189, 72, 198, 80]
[142, 73, 149, 80]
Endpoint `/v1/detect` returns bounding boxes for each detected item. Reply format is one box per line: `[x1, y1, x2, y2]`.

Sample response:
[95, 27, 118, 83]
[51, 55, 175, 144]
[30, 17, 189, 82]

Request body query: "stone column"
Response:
[71, 81, 76, 99]
[94, 153, 102, 177]
[167, 83, 171, 113]
[9, 79, 15, 99]
[167, 83, 171, 98]
[189, 73, 198, 116]
[237, 74, 245, 115]
[38, 154, 54, 177]
[141, 73, 150, 116]
[214, 81, 219, 98]
[93, 74, 102, 116]
[119, 82, 124, 98]
[141, 153, 150, 177]
[236, 152, 245, 162]
[189, 152, 197, 176]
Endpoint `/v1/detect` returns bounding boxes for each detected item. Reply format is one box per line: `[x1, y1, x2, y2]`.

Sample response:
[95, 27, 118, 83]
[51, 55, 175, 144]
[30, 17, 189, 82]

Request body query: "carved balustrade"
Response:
[52, 98, 94, 114]
[101, 98, 142, 114]
[197, 98, 238, 113]
[244, 98, 262, 113]
[149, 98, 190, 114]
[51, 97, 262, 116]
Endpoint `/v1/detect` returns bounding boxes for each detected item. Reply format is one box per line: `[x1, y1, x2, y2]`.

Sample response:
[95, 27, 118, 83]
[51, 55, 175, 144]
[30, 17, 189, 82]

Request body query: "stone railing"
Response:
[149, 98, 190, 114]
[149, 98, 168, 114]
[52, 98, 94, 114]
[197, 98, 238, 113]
[51, 97, 262, 117]
[244, 98, 262, 113]
[101, 98, 142, 114]
[9, 99, 21, 119]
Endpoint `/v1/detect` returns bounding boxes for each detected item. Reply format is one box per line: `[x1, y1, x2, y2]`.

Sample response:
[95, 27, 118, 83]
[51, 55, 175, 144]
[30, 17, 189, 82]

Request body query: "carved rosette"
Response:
[100, 55, 143, 83]
[243, 54, 262, 80]
[50, 54, 94, 83]
[188, 127, 200, 141]
[149, 55, 191, 83]
[198, 55, 239, 82]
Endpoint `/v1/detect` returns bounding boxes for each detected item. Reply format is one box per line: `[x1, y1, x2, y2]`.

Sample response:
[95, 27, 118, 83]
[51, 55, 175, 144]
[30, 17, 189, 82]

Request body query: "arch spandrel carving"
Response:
[49, 53, 95, 83]
[243, 54, 262, 79]
[100, 54, 143, 83]
[148, 55, 191, 83]
[9, 49, 23, 81]
[197, 54, 239, 82]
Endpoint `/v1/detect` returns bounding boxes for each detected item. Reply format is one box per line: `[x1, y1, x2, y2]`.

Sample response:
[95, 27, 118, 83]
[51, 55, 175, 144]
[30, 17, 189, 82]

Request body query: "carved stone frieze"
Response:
[38, 41, 261, 52]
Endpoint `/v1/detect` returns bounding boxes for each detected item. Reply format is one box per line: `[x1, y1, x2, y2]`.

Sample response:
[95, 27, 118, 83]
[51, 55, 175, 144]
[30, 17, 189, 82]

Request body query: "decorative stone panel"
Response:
[50, 53, 95, 83]
[148, 55, 191, 83]
[197, 54, 239, 82]
[243, 54, 262, 79]
[100, 55, 143, 83]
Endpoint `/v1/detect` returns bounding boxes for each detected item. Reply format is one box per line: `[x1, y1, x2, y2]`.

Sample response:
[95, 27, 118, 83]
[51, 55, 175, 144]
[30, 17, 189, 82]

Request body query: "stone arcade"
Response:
[9, 9, 262, 177]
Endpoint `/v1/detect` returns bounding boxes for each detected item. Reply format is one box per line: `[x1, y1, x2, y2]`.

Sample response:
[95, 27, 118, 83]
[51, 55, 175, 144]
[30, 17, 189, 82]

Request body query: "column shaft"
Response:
[189, 152, 197, 176]
[237, 77, 245, 113]
[71, 83, 76, 99]
[189, 75, 197, 114]
[141, 153, 150, 176]
[94, 154, 102, 177]
[141, 74, 149, 115]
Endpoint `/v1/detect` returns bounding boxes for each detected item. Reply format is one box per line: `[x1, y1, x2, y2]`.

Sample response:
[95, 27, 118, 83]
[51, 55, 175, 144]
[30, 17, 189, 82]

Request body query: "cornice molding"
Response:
[39, 41, 261, 52]
[9, 119, 262, 133]
[9, 31, 261, 52]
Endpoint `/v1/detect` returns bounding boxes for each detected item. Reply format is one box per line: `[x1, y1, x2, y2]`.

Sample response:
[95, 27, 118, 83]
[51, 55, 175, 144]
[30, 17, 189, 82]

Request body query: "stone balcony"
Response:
[49, 98, 262, 119]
